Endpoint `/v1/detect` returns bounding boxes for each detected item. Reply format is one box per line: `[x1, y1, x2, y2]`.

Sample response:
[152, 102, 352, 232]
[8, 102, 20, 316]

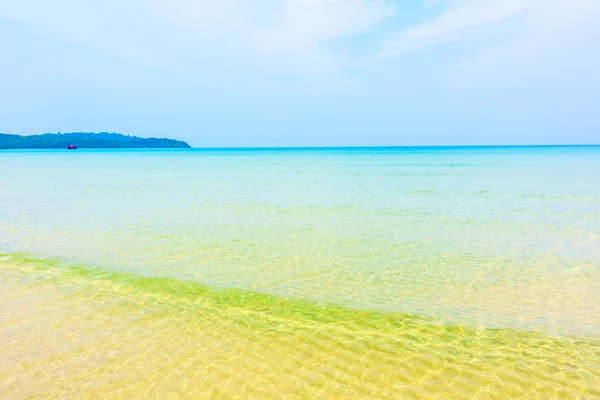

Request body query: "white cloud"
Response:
[0, 0, 395, 73]
[373, 0, 600, 96]
[443, 0, 600, 87]
[255, 0, 393, 70]
[380, 0, 540, 57]
[2, 0, 598, 84]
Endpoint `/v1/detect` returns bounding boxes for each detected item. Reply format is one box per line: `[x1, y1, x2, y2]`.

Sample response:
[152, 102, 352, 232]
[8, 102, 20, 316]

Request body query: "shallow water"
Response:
[1, 147, 599, 398]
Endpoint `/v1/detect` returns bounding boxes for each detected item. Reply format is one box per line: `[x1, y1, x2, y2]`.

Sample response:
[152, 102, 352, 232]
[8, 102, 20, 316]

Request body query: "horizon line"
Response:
[3, 144, 600, 151]
[185, 144, 600, 149]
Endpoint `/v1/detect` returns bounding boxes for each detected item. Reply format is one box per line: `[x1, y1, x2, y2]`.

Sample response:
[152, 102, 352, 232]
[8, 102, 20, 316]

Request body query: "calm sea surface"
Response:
[1, 147, 599, 398]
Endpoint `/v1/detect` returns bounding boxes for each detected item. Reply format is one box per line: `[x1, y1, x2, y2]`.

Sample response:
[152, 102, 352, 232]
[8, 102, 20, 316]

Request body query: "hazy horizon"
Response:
[2, 131, 599, 149]
[0, 132, 600, 151]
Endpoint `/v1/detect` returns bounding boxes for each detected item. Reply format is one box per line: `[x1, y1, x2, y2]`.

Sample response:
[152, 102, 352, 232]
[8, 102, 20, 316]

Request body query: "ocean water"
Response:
[1, 146, 599, 399]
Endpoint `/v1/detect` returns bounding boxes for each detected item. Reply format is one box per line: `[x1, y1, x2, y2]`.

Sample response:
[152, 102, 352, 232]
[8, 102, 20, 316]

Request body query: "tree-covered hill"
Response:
[0, 132, 191, 149]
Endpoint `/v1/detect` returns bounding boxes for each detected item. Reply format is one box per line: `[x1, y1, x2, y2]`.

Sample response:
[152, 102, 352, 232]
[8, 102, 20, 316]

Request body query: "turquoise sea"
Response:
[1, 146, 599, 399]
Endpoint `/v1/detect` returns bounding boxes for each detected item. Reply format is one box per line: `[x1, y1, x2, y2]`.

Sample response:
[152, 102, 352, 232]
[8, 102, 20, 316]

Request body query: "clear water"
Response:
[1, 147, 599, 398]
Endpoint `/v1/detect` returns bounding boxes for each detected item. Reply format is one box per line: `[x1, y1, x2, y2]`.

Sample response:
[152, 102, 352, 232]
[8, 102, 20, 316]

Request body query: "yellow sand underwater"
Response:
[1, 254, 598, 399]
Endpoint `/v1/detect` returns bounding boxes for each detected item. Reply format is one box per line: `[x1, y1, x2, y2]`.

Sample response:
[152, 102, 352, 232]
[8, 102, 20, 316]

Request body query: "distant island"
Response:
[0, 132, 191, 149]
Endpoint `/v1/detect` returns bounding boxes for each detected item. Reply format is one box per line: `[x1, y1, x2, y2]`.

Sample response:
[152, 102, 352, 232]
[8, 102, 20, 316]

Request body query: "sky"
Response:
[1, 0, 599, 147]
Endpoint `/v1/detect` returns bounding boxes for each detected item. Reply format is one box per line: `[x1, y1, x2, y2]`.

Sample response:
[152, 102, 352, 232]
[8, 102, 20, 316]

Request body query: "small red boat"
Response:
[67, 144, 78, 150]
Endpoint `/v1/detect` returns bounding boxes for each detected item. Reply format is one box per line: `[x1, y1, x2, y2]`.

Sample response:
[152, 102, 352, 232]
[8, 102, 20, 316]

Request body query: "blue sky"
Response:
[1, 0, 599, 147]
